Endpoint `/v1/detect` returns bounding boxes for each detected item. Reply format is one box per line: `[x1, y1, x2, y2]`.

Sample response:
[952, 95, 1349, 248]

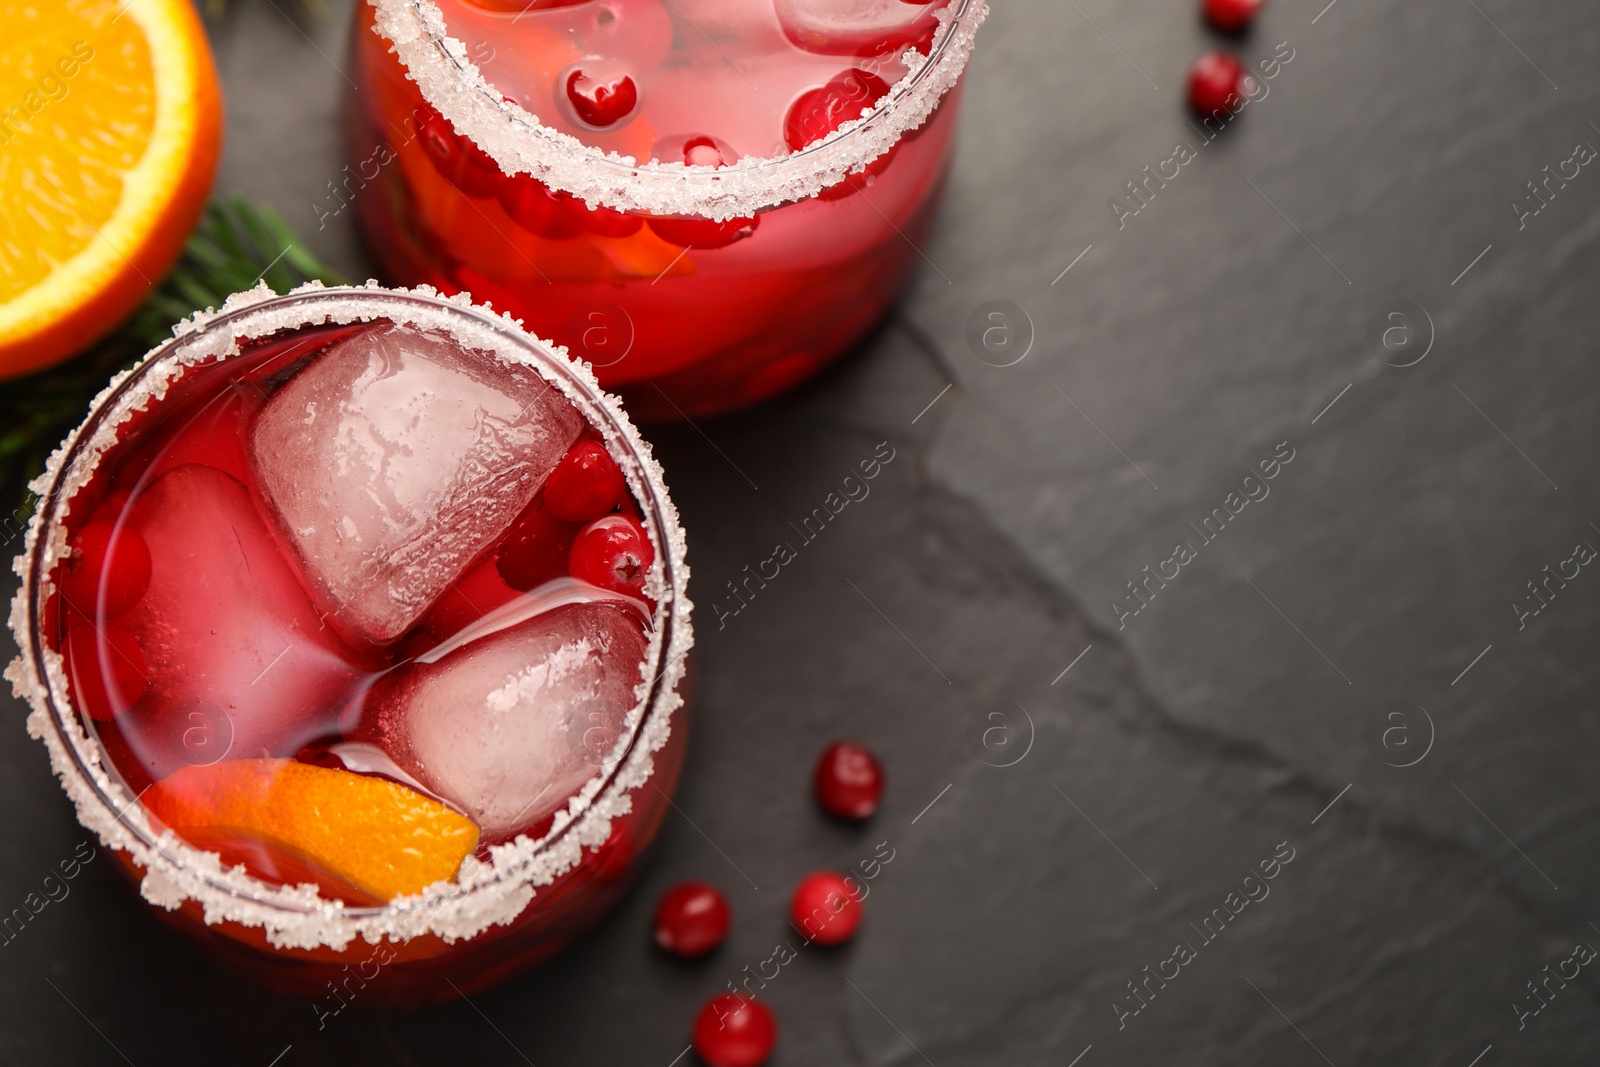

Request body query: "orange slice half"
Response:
[0, 0, 223, 377]
[145, 759, 480, 902]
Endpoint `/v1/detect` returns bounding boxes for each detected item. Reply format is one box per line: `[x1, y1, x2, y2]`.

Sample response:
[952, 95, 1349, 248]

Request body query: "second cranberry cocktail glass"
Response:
[347, 0, 987, 418]
[8, 284, 692, 1000]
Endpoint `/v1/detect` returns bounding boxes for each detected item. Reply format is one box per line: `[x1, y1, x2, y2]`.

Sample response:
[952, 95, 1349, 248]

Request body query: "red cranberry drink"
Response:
[7, 284, 692, 1000]
[347, 0, 987, 418]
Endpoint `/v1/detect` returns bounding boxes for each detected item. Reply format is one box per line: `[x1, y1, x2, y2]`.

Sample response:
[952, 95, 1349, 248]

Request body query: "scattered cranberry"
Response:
[1187, 50, 1249, 118]
[497, 497, 581, 591]
[789, 870, 863, 946]
[416, 104, 503, 198]
[813, 740, 884, 820]
[783, 69, 890, 151]
[497, 174, 586, 239]
[563, 65, 639, 129]
[569, 514, 653, 598]
[545, 440, 626, 523]
[60, 518, 151, 619]
[692, 994, 777, 1067]
[1204, 0, 1264, 32]
[63, 623, 146, 721]
[654, 881, 732, 957]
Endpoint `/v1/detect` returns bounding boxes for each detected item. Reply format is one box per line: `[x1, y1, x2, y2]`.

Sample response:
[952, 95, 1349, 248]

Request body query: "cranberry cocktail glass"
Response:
[347, 0, 987, 418]
[7, 284, 692, 1001]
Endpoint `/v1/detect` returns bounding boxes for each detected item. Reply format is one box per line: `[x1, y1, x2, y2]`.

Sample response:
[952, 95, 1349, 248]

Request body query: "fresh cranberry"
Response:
[1204, 0, 1264, 32]
[686, 142, 723, 168]
[692, 994, 777, 1067]
[563, 65, 639, 129]
[568, 514, 653, 598]
[784, 69, 891, 151]
[416, 104, 503, 198]
[653, 133, 737, 168]
[813, 740, 884, 820]
[497, 174, 586, 239]
[789, 870, 863, 945]
[644, 136, 760, 249]
[647, 214, 759, 250]
[654, 881, 732, 957]
[1188, 51, 1249, 118]
[63, 623, 147, 721]
[497, 496, 581, 591]
[782, 69, 896, 201]
[422, 556, 521, 639]
[545, 440, 626, 523]
[60, 518, 151, 619]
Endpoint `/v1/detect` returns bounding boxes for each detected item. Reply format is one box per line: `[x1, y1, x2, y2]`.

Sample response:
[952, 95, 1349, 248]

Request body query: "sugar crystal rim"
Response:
[5, 282, 693, 952]
[369, 0, 988, 221]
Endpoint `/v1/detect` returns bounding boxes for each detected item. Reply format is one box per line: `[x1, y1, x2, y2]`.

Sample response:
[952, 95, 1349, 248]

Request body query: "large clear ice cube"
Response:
[367, 601, 648, 842]
[117, 464, 366, 778]
[250, 323, 582, 644]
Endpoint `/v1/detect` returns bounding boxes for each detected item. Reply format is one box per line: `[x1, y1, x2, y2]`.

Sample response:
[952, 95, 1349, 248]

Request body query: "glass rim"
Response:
[9, 283, 693, 944]
[370, 0, 989, 220]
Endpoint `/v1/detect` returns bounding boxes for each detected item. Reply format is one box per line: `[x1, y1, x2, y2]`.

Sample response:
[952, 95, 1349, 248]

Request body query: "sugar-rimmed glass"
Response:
[345, 0, 987, 418]
[6, 283, 692, 1001]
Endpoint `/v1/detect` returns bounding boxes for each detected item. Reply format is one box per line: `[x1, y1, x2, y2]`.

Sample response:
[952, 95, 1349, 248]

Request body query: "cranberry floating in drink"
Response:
[9, 285, 691, 1000]
[348, 0, 988, 417]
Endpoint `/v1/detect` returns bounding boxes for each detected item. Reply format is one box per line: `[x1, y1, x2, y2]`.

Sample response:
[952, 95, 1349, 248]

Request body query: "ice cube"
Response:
[366, 600, 648, 842]
[775, 0, 942, 57]
[249, 323, 583, 645]
[113, 464, 368, 779]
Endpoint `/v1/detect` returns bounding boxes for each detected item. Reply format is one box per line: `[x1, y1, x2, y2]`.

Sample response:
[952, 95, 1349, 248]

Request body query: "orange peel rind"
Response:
[144, 759, 479, 902]
[0, 0, 223, 377]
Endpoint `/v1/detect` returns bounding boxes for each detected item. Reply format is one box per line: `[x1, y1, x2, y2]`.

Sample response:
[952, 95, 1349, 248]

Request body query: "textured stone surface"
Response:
[3, 0, 1599, 1063]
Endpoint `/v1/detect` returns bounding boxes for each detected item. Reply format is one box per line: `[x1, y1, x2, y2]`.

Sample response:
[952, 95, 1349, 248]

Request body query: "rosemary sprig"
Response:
[0, 195, 344, 507]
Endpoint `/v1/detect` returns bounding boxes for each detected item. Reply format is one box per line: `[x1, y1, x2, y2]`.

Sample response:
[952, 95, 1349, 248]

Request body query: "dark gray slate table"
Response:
[4, 0, 1600, 1063]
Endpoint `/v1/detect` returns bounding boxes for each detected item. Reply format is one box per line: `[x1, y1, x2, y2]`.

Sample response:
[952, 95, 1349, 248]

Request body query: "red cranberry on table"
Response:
[789, 870, 863, 946]
[1188, 51, 1250, 118]
[568, 513, 654, 598]
[812, 740, 884, 820]
[654, 881, 732, 958]
[1204, 0, 1264, 33]
[693, 994, 777, 1067]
